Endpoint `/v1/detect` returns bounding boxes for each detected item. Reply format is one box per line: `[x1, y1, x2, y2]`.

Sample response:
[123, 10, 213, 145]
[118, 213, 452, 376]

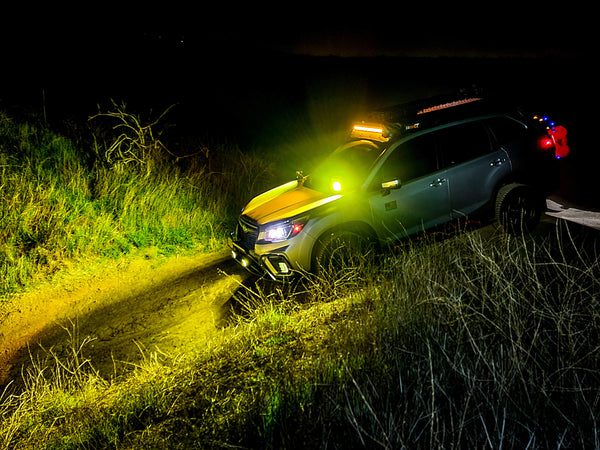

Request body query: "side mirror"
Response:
[381, 179, 400, 190]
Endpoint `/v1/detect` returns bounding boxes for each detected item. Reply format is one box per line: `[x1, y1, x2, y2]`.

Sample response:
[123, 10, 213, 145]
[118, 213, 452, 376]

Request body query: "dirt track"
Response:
[0, 249, 247, 385]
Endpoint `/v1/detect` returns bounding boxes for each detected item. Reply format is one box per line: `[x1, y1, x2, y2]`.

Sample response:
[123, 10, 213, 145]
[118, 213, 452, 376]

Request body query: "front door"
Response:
[369, 133, 451, 240]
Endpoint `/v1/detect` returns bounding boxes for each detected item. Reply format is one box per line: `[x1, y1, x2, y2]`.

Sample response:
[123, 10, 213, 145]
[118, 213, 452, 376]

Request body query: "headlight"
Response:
[258, 219, 307, 243]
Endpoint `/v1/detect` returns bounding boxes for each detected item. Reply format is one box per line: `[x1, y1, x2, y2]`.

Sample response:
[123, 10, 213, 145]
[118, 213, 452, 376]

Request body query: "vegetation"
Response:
[0, 108, 274, 297]
[2, 222, 599, 448]
[1, 111, 599, 448]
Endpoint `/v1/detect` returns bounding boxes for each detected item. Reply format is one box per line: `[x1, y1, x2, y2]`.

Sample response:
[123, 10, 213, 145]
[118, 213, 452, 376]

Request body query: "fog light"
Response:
[263, 255, 292, 276]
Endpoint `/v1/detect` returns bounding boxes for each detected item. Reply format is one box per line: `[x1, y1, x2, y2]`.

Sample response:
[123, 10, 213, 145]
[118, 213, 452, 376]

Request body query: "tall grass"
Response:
[317, 227, 600, 449]
[0, 109, 274, 297]
[2, 223, 598, 448]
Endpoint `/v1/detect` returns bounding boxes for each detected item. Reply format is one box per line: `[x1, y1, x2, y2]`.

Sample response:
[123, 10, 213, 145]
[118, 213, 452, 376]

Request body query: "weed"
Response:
[89, 100, 176, 175]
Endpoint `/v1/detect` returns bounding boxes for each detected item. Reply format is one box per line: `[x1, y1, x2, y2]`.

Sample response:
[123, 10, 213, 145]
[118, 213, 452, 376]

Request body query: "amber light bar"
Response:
[353, 124, 384, 133]
[350, 123, 389, 142]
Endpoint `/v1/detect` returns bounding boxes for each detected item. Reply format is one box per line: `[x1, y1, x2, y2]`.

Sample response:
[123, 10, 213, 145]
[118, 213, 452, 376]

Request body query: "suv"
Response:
[230, 92, 570, 279]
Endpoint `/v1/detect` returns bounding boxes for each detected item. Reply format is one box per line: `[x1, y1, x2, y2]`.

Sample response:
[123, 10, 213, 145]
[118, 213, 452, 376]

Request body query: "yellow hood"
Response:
[243, 180, 341, 225]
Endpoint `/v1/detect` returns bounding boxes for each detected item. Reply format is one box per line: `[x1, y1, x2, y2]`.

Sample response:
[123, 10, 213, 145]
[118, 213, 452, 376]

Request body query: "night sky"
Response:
[3, 6, 588, 62]
[2, 6, 589, 101]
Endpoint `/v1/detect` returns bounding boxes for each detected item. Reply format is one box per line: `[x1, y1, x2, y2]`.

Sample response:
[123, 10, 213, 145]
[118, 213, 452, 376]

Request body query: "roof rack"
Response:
[367, 86, 488, 125]
[348, 87, 523, 143]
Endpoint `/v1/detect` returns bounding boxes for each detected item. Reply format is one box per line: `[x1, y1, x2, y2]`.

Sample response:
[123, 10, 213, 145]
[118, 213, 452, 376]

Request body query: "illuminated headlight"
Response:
[258, 219, 306, 243]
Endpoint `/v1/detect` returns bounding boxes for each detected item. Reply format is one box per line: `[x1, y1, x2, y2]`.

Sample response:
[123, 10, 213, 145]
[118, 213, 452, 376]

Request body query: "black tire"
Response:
[312, 230, 373, 276]
[495, 183, 544, 234]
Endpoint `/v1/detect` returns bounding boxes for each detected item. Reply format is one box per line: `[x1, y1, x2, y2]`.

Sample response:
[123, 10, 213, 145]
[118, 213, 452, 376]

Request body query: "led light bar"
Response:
[353, 125, 384, 133]
[417, 97, 482, 115]
[350, 123, 390, 142]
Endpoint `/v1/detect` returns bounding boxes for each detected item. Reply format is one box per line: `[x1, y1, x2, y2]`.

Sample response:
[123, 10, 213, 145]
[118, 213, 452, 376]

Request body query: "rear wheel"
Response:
[495, 183, 544, 234]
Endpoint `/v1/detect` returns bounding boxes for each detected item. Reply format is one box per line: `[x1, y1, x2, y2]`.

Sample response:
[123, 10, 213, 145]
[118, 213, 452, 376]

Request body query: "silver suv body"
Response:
[230, 94, 570, 279]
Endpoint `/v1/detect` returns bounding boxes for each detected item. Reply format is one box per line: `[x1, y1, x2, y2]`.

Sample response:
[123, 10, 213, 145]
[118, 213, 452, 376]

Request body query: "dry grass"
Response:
[1, 221, 598, 449]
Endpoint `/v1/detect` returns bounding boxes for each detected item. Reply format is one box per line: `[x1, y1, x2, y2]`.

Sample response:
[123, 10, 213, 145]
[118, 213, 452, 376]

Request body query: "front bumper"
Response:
[230, 239, 296, 280]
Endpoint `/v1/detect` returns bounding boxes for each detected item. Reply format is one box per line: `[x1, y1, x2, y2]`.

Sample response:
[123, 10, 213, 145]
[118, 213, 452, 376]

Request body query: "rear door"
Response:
[368, 132, 451, 240]
[436, 120, 511, 218]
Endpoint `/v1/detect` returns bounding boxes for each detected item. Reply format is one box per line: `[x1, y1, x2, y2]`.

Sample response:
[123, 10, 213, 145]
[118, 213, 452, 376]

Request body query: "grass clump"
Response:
[2, 223, 598, 448]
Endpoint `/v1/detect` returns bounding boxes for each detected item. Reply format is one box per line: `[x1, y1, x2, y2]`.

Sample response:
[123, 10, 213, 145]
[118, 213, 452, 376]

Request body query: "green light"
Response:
[332, 181, 342, 192]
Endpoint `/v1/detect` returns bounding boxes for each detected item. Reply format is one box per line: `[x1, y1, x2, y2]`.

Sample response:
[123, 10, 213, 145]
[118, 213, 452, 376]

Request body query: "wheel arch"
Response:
[310, 221, 379, 272]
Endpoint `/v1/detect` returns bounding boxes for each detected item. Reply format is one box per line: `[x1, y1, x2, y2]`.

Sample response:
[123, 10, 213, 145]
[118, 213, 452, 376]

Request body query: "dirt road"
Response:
[0, 249, 247, 385]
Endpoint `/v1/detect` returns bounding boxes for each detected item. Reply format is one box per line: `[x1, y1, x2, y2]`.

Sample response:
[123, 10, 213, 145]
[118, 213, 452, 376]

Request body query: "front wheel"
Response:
[495, 183, 545, 234]
[312, 230, 374, 276]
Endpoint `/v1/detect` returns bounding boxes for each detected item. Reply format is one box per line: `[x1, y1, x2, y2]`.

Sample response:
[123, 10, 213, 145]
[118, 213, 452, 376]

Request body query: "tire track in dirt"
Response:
[0, 250, 247, 385]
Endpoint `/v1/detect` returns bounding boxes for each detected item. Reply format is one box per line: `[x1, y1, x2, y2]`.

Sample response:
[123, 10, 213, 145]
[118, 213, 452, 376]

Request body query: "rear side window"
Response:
[486, 117, 527, 146]
[436, 121, 492, 167]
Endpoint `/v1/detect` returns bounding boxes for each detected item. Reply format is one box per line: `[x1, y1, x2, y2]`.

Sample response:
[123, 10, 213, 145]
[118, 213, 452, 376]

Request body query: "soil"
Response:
[0, 249, 248, 385]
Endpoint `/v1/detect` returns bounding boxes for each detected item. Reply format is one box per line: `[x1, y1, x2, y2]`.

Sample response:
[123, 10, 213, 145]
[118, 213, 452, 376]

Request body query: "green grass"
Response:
[0, 110, 274, 297]
[1, 225, 599, 449]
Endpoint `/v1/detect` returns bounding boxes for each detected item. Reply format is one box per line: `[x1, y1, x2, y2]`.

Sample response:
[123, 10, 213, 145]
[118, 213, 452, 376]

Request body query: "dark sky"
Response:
[2, 4, 589, 63]
[2, 6, 588, 107]
[190, 9, 586, 59]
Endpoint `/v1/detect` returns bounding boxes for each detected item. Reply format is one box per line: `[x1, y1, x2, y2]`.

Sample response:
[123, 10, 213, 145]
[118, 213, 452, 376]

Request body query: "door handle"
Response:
[490, 158, 506, 167]
[429, 178, 446, 187]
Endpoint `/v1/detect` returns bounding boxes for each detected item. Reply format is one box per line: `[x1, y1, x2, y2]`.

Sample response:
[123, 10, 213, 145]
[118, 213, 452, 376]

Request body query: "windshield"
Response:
[305, 141, 382, 193]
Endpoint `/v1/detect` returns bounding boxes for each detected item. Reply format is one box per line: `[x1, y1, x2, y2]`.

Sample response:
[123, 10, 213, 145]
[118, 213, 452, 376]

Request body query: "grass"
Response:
[0, 109, 274, 297]
[1, 222, 599, 449]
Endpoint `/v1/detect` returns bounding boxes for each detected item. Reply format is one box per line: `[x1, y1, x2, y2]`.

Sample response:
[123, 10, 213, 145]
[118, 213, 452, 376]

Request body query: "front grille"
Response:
[236, 215, 259, 250]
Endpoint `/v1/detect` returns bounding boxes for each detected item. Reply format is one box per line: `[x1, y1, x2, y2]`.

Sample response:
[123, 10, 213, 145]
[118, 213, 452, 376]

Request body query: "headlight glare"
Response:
[264, 224, 291, 241]
[259, 219, 306, 243]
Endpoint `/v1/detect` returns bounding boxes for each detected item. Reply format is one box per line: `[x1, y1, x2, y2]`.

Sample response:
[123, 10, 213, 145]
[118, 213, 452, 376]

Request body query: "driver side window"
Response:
[377, 133, 438, 185]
